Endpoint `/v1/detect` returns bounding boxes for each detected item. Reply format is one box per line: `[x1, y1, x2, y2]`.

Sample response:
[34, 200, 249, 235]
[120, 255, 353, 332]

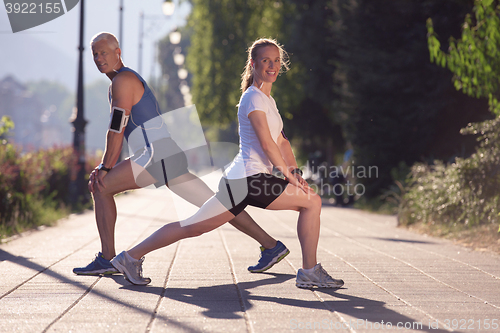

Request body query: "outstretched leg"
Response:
[112, 197, 236, 285]
[167, 172, 277, 249]
[127, 196, 236, 259]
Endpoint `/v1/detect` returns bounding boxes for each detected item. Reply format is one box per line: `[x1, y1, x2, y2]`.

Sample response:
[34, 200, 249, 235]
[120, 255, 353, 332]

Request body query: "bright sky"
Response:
[0, 0, 190, 89]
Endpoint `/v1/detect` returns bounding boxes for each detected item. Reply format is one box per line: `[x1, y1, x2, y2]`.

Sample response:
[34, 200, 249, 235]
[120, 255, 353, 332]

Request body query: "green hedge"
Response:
[0, 116, 98, 238]
[399, 118, 500, 229]
[0, 142, 75, 237]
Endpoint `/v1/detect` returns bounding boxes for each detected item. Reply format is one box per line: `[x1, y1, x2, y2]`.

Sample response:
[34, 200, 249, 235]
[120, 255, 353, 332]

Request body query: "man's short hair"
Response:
[90, 32, 120, 50]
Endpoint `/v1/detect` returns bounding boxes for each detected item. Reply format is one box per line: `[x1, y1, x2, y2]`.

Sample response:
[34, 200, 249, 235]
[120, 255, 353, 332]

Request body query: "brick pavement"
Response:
[1, 188, 499, 332]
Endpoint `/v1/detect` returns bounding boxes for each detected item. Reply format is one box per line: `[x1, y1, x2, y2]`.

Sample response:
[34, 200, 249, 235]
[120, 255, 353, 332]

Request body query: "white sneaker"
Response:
[111, 251, 151, 285]
[296, 263, 344, 288]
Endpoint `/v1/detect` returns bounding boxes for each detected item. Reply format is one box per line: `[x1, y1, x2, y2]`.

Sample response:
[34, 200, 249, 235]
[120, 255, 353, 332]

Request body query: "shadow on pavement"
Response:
[372, 237, 436, 244]
[316, 289, 451, 333]
[116, 273, 295, 320]
[117, 271, 449, 333]
[1, 248, 450, 333]
[0, 249, 204, 333]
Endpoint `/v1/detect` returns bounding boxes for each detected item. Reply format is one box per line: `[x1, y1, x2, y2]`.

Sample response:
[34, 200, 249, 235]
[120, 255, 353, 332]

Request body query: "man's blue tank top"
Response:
[108, 67, 167, 142]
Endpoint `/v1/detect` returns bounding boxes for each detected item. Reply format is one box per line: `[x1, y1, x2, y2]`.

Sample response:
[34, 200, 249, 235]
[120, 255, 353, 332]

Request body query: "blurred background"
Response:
[2, 0, 499, 234]
[0, 0, 190, 152]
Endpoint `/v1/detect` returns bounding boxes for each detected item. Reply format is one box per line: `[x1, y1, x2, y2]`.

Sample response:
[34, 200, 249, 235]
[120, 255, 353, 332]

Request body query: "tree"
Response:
[185, 0, 344, 160]
[0, 116, 14, 138]
[332, 0, 488, 197]
[428, 0, 500, 115]
[276, 0, 345, 167]
[183, 0, 488, 200]
[399, 0, 500, 229]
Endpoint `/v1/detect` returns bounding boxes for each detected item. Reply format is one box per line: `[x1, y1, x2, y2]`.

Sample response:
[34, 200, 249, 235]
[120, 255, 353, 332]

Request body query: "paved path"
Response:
[1, 188, 499, 333]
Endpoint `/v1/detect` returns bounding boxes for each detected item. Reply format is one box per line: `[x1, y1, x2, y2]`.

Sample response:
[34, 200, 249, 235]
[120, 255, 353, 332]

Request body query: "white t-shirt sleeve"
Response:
[240, 91, 268, 118]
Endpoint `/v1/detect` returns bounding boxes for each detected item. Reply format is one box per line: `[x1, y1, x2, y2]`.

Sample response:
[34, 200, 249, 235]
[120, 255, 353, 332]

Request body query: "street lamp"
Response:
[169, 29, 181, 45]
[138, 0, 176, 74]
[177, 68, 188, 80]
[69, 0, 88, 205]
[119, 0, 124, 53]
[173, 47, 184, 66]
[173, 53, 184, 66]
[162, 0, 175, 16]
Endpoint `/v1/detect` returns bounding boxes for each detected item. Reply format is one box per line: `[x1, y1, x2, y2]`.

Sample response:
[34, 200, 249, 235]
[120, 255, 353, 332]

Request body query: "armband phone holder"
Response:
[109, 106, 129, 133]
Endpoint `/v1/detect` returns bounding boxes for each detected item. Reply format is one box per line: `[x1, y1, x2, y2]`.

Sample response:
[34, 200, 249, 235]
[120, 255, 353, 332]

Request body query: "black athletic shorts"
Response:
[215, 173, 290, 216]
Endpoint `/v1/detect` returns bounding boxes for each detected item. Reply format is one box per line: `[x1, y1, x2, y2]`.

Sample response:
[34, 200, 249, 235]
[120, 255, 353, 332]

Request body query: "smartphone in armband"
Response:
[109, 107, 130, 133]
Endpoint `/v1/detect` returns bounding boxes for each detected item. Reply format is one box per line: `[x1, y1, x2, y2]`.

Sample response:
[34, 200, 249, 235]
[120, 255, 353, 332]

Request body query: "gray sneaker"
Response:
[111, 251, 151, 285]
[296, 263, 344, 288]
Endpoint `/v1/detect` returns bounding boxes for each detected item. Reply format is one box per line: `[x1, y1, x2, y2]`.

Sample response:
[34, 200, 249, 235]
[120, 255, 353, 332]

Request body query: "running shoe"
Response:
[111, 251, 151, 285]
[248, 240, 290, 273]
[73, 252, 119, 275]
[296, 263, 344, 288]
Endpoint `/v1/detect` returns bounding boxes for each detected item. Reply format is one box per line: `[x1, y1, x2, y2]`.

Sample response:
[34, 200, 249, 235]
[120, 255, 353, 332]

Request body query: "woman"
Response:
[111, 38, 344, 289]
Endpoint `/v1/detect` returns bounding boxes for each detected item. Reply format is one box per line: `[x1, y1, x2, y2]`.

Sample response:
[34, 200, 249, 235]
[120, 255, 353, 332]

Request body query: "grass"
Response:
[404, 221, 500, 254]
[0, 197, 70, 241]
[352, 196, 399, 215]
[334, 188, 500, 255]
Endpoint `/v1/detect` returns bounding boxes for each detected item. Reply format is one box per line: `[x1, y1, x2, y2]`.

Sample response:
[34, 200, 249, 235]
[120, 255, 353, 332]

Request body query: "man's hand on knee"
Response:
[89, 169, 108, 193]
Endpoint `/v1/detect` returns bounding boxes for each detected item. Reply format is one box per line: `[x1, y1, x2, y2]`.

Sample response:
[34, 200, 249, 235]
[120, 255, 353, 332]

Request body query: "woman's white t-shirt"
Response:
[224, 85, 283, 179]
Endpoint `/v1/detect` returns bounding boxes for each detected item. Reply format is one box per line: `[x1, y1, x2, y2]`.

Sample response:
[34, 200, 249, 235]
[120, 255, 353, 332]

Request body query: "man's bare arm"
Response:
[101, 72, 138, 168]
[90, 72, 140, 192]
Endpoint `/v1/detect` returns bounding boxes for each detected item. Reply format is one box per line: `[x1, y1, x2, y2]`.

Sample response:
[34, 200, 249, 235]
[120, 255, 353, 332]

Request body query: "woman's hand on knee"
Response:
[296, 175, 315, 194]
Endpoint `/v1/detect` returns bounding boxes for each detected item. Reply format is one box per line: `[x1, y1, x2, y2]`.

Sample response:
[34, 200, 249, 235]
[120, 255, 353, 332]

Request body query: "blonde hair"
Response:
[90, 32, 120, 50]
[240, 38, 290, 92]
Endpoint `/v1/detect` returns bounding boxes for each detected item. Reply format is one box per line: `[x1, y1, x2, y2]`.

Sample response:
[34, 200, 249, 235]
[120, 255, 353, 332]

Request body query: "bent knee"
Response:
[312, 192, 322, 208]
[91, 188, 118, 200]
[303, 192, 322, 210]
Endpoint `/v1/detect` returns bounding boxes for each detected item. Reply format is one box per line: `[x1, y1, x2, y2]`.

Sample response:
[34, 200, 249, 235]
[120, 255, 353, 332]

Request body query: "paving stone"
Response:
[1, 190, 499, 333]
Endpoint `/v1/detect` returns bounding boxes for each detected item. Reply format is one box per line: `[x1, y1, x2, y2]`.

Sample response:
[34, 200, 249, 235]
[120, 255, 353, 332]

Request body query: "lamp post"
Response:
[138, 0, 176, 75]
[119, 0, 124, 53]
[69, 0, 88, 206]
[118, 0, 126, 162]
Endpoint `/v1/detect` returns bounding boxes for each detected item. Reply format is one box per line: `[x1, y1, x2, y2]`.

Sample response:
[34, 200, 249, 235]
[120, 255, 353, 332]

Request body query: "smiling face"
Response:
[91, 39, 121, 74]
[252, 45, 281, 85]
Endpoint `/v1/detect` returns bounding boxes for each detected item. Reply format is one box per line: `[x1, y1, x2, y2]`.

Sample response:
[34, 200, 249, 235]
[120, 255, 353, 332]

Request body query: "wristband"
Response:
[98, 163, 112, 172]
[291, 168, 303, 177]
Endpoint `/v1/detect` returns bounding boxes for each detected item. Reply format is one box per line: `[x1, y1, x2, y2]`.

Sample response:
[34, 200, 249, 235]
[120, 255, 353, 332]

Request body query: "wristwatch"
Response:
[98, 163, 112, 172]
[291, 168, 303, 177]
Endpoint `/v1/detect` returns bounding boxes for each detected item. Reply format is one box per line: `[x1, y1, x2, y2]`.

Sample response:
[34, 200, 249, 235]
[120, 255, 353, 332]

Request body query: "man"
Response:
[73, 32, 289, 276]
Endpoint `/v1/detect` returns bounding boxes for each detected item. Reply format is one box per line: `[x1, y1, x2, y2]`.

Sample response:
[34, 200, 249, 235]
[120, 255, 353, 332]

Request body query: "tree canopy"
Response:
[428, 0, 500, 115]
[179, 0, 490, 198]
